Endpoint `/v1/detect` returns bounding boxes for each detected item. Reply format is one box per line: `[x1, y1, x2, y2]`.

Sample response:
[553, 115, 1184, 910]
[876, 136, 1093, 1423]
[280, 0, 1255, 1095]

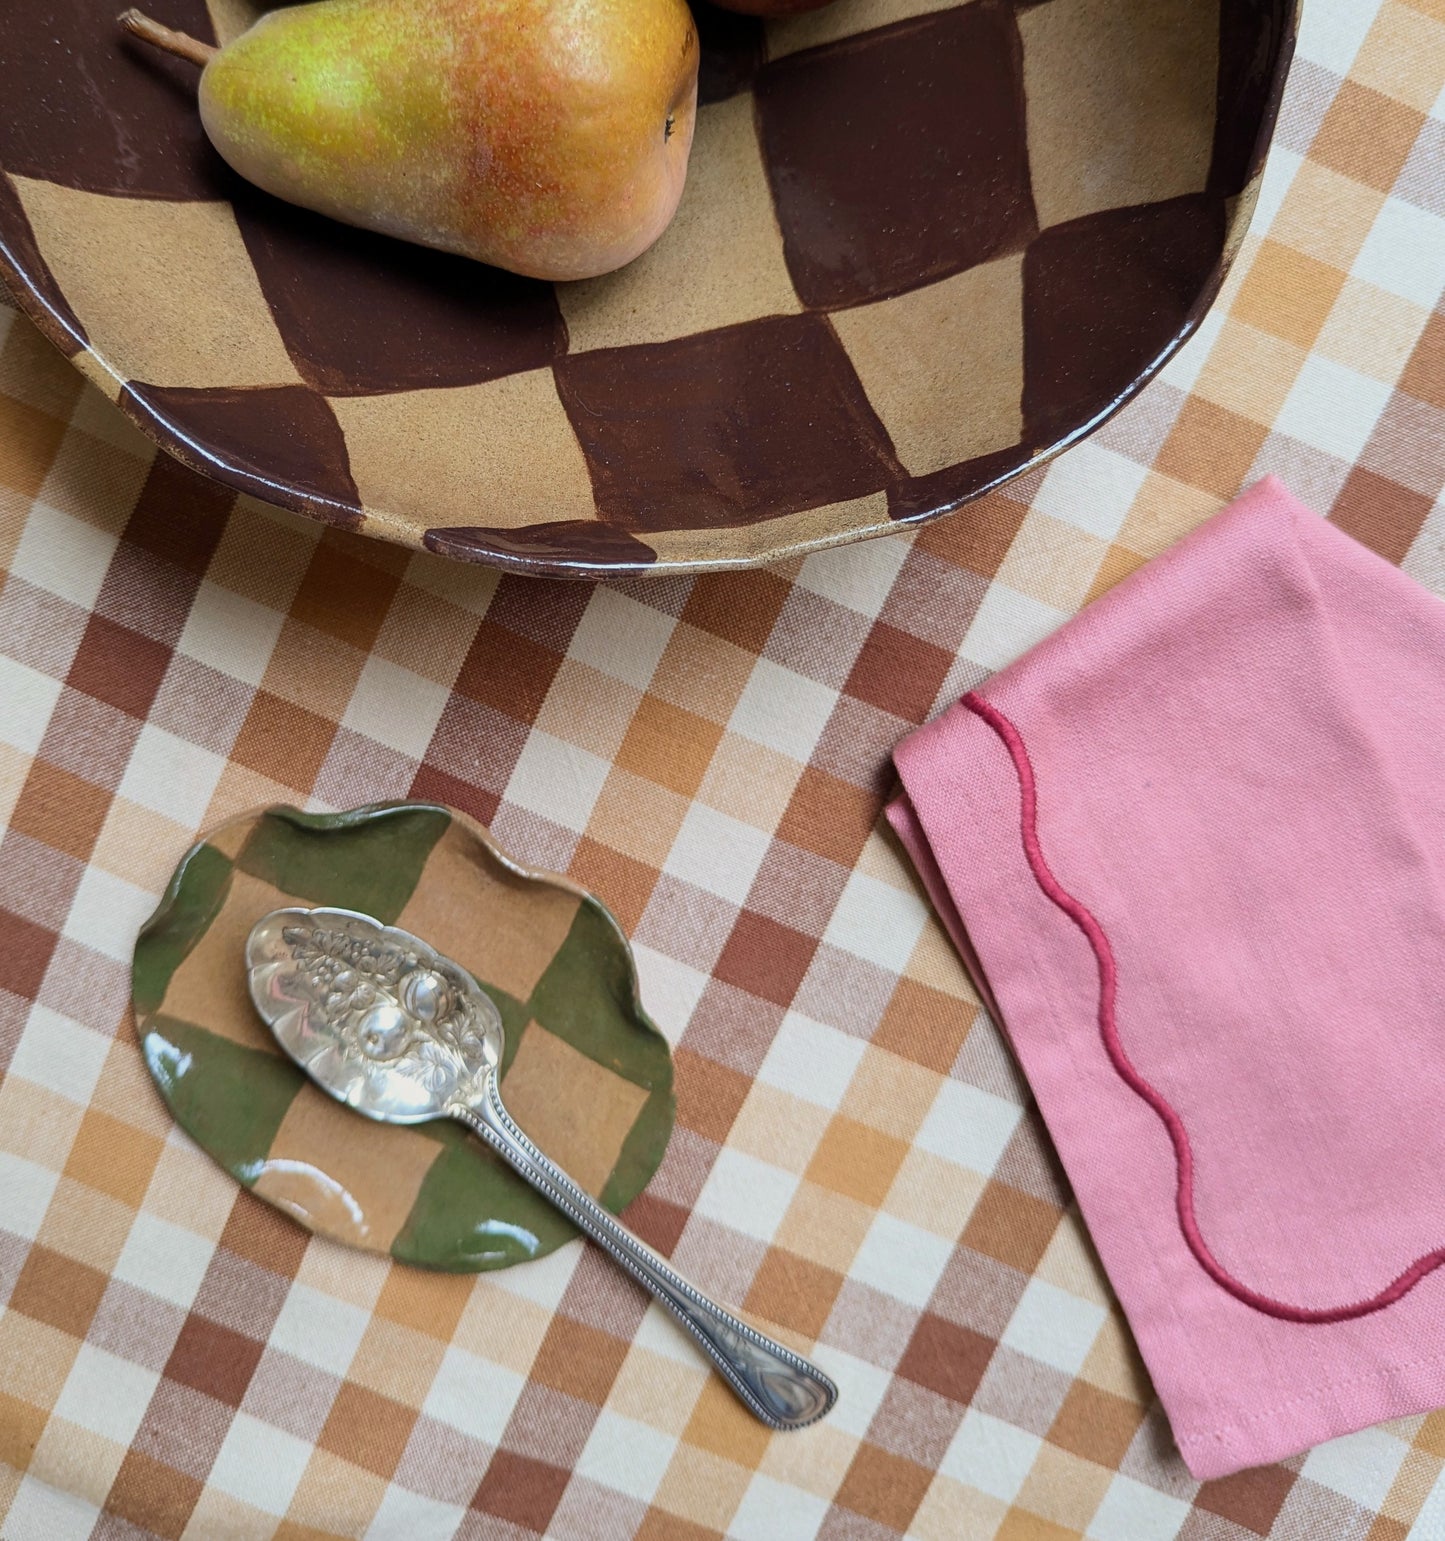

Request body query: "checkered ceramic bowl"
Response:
[0, 0, 1295, 576]
[132, 802, 676, 1270]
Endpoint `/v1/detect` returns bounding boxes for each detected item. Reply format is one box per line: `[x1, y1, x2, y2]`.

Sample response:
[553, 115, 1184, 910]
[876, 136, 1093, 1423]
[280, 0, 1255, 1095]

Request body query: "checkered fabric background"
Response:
[1, 0, 1444, 1535]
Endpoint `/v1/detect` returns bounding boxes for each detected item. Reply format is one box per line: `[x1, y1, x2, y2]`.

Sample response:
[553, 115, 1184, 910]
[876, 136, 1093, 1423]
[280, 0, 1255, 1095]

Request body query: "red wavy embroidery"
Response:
[962, 690, 1445, 1324]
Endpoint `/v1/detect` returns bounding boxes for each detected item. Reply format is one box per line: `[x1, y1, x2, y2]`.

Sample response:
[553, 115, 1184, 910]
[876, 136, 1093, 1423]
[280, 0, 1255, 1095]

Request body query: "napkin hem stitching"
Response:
[1177, 1339, 1445, 1455]
[960, 689, 1445, 1325]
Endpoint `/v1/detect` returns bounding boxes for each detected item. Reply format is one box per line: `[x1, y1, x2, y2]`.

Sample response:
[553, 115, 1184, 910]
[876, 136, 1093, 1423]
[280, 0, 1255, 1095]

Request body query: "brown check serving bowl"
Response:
[0, 0, 1296, 577]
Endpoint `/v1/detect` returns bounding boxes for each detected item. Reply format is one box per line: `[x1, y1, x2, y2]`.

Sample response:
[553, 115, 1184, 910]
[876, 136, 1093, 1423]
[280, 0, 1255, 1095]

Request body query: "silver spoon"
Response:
[245, 906, 837, 1431]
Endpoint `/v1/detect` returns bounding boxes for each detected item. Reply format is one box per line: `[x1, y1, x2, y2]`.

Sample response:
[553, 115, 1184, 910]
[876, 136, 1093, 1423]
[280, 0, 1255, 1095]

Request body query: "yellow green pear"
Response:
[119, 0, 699, 281]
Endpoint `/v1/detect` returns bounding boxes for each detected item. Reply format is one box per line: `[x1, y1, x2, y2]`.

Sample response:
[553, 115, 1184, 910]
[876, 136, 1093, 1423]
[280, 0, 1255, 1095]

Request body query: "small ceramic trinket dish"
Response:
[132, 802, 675, 1270]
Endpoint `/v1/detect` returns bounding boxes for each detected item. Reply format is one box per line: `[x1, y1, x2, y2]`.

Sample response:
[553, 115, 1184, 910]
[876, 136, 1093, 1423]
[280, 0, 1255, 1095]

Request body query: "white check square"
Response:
[9, 501, 117, 612]
[488, 1237, 581, 1309]
[342, 654, 451, 761]
[503, 728, 611, 833]
[116, 723, 227, 828]
[1087, 1473, 1191, 1540]
[795, 537, 911, 619]
[822, 868, 930, 974]
[576, 1409, 677, 1502]
[1252, 143, 1305, 237]
[962, 584, 1069, 673]
[1032, 442, 1148, 541]
[364, 1486, 467, 1541]
[1273, 353, 1392, 465]
[1409, 1475, 1445, 1539]
[757, 1013, 866, 1110]
[1353, 194, 1445, 309]
[112, 1211, 215, 1312]
[1157, 303, 1227, 394]
[1, 1474, 101, 1541]
[694, 1147, 796, 1243]
[822, 1348, 895, 1439]
[208, 1411, 313, 1516]
[62, 866, 156, 965]
[728, 657, 838, 764]
[568, 587, 676, 691]
[0, 1151, 60, 1240]
[0, 656, 62, 756]
[628, 943, 709, 1047]
[849, 1212, 954, 1309]
[422, 1346, 527, 1446]
[268, 1282, 371, 1375]
[940, 1408, 1041, 1502]
[663, 801, 771, 907]
[1301, 1424, 1410, 1512]
[1293, 0, 1373, 74]
[1001, 1277, 1107, 1376]
[53, 1343, 159, 1447]
[178, 580, 285, 688]
[8, 1005, 110, 1108]
[730, 1472, 830, 1540]
[915, 1079, 1023, 1176]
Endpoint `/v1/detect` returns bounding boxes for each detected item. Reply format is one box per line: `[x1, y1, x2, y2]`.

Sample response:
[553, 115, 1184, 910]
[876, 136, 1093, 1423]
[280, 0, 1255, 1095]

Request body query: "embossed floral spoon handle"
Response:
[457, 1075, 836, 1430]
[246, 906, 836, 1432]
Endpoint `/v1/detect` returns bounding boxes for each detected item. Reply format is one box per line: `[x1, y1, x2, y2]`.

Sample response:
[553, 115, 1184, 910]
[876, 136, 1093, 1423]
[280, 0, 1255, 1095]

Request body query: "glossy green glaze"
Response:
[133, 802, 675, 1270]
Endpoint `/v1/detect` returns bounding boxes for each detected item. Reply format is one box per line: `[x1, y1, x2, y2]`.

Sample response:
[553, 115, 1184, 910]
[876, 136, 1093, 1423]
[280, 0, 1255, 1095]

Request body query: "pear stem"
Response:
[118, 9, 217, 67]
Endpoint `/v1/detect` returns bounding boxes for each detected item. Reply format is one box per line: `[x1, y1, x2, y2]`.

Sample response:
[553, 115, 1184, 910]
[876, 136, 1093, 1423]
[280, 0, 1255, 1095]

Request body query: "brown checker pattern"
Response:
[4, 0, 1445, 1537]
[0, 0, 1294, 576]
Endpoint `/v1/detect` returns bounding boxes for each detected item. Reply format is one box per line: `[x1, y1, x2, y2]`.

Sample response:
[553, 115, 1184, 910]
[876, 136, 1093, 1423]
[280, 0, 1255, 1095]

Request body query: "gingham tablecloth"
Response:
[2, 1, 1444, 1536]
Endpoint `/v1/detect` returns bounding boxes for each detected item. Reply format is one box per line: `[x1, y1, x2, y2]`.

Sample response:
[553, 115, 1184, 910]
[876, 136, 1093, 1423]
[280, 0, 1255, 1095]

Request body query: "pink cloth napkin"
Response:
[889, 477, 1445, 1477]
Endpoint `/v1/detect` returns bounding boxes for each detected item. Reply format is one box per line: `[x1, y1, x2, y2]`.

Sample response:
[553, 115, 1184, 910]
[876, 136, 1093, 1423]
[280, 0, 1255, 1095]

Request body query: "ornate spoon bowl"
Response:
[246, 905, 837, 1431]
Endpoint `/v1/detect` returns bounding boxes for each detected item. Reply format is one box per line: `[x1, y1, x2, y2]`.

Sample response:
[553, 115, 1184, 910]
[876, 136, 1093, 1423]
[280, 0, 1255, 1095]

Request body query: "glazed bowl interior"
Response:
[0, 0, 1296, 576]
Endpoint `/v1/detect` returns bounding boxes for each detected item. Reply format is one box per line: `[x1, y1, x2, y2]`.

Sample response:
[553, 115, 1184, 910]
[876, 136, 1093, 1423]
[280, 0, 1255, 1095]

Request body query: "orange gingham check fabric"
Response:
[2, 2, 1445, 1537]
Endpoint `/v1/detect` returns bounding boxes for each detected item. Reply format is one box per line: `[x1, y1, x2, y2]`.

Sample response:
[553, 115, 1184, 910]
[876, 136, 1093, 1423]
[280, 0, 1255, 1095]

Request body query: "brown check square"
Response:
[232, 188, 566, 397]
[556, 316, 901, 533]
[755, 2, 1036, 308]
[0, 0, 227, 199]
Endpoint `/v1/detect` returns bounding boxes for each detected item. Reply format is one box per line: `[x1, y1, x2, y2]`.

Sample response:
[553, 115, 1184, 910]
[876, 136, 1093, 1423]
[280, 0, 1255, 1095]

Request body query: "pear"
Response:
[119, 0, 699, 281]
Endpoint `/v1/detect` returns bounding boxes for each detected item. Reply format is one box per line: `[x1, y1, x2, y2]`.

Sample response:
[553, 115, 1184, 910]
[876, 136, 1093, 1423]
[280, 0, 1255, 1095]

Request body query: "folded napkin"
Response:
[889, 477, 1445, 1477]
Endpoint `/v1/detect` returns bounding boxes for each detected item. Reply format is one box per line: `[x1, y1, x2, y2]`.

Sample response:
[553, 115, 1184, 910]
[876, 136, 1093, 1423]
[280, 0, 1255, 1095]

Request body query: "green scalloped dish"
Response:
[133, 802, 675, 1271]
